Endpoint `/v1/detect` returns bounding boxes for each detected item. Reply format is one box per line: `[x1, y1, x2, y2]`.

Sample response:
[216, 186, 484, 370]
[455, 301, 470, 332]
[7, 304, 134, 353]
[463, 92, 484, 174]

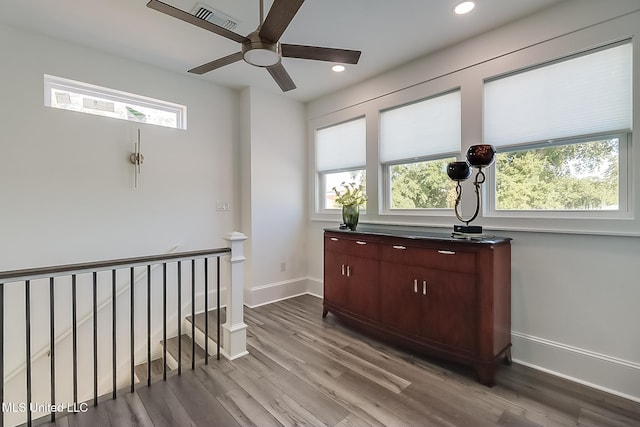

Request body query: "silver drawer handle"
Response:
[356, 241, 367, 245]
[438, 250, 456, 255]
[331, 238, 339, 241]
[393, 245, 406, 250]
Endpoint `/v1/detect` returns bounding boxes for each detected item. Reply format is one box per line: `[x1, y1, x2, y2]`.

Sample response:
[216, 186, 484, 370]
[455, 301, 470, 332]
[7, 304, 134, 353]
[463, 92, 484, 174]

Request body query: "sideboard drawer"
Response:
[380, 244, 476, 274]
[325, 235, 379, 259]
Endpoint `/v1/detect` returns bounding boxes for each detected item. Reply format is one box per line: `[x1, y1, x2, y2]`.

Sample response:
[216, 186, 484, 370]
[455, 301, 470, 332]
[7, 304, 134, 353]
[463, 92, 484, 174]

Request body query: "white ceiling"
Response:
[0, 0, 566, 102]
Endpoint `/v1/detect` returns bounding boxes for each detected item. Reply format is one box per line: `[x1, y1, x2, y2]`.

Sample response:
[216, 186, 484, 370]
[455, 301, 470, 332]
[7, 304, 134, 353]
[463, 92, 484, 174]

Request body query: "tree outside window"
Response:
[390, 158, 457, 209]
[496, 138, 619, 210]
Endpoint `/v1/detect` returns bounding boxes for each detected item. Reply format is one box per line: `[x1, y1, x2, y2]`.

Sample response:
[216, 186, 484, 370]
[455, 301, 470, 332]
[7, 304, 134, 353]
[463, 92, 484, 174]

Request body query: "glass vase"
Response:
[342, 204, 359, 231]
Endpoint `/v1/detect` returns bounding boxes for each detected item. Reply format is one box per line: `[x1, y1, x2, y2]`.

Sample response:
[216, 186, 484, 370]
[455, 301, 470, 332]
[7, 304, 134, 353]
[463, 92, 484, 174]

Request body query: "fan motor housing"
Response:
[242, 31, 281, 67]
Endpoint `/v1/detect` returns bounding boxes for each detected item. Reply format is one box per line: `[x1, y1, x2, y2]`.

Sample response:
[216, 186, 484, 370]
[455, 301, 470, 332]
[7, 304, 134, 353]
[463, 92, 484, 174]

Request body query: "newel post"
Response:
[222, 231, 249, 360]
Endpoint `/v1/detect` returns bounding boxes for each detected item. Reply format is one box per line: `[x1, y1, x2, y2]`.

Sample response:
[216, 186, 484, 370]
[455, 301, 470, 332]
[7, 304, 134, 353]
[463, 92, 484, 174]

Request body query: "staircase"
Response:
[1, 233, 249, 427]
[134, 308, 226, 384]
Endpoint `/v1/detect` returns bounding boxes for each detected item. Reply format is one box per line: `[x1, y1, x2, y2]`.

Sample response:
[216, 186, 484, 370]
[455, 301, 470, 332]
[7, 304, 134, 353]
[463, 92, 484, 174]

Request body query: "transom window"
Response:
[44, 74, 186, 129]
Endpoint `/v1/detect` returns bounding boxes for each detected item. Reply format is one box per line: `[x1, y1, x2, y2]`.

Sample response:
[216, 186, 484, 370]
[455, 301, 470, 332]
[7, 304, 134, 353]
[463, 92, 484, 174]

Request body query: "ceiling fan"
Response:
[147, 0, 362, 92]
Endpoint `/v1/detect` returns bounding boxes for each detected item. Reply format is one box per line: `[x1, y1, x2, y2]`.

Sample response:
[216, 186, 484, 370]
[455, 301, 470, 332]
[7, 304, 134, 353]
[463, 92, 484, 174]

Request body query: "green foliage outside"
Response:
[391, 158, 457, 208]
[495, 139, 618, 210]
[389, 139, 618, 211]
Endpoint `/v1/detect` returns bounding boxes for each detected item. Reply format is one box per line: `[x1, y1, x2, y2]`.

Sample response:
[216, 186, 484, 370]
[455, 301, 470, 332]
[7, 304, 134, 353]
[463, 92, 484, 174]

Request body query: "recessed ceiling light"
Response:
[454, 1, 475, 15]
[332, 64, 346, 72]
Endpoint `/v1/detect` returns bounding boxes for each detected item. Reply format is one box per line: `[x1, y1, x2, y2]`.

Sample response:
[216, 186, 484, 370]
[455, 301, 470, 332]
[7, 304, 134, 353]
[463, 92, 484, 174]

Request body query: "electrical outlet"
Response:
[280, 261, 286, 272]
[216, 201, 230, 211]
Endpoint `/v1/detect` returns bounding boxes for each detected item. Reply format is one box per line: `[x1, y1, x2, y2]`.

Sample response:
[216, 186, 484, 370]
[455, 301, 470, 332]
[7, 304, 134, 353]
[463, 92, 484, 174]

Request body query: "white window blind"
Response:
[380, 90, 461, 163]
[484, 43, 632, 147]
[316, 118, 366, 172]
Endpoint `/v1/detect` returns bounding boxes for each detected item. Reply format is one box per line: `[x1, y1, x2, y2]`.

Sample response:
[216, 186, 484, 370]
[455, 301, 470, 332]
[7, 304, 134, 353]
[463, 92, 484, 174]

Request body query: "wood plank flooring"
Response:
[36, 295, 640, 427]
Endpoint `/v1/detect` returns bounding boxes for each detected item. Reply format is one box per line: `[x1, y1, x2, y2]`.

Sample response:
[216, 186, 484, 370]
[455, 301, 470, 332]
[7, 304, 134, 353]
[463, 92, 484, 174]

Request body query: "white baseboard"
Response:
[306, 276, 323, 298]
[511, 331, 640, 403]
[245, 277, 312, 308]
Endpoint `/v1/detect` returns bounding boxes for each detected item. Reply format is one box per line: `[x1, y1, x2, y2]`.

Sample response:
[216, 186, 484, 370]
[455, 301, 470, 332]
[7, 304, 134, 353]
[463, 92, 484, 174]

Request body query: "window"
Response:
[484, 42, 632, 215]
[495, 136, 623, 211]
[388, 158, 457, 209]
[315, 118, 366, 209]
[380, 90, 461, 209]
[44, 74, 186, 129]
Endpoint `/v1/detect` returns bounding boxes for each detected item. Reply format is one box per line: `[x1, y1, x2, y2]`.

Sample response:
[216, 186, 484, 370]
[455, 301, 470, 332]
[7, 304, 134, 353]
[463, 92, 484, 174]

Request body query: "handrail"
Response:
[3, 246, 182, 385]
[0, 238, 247, 427]
[0, 248, 231, 283]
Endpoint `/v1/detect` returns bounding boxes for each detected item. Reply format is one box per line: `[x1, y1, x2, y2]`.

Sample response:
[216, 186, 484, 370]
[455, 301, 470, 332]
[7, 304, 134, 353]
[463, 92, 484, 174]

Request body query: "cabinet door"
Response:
[346, 254, 380, 320]
[324, 239, 348, 309]
[379, 261, 421, 336]
[420, 270, 477, 352]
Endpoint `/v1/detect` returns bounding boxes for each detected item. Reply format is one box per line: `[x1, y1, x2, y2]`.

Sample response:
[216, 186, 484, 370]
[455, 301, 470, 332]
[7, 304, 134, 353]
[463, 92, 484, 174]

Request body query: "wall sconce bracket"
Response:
[130, 129, 144, 188]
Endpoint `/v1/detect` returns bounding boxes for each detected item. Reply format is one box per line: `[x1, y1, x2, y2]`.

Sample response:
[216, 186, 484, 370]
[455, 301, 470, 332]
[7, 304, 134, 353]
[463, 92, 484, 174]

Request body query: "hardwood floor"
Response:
[37, 295, 640, 427]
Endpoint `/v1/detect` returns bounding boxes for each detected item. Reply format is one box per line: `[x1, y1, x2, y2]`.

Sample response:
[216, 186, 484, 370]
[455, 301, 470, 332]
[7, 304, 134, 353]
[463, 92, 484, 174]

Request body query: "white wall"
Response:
[0, 23, 241, 425]
[307, 0, 640, 402]
[0, 25, 239, 269]
[240, 87, 308, 307]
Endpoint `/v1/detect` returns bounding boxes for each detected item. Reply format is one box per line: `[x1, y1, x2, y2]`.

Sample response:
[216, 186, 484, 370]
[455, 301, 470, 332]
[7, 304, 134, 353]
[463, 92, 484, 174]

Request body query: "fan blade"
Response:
[267, 64, 296, 92]
[281, 44, 361, 64]
[147, 0, 248, 44]
[259, 0, 305, 43]
[188, 52, 243, 74]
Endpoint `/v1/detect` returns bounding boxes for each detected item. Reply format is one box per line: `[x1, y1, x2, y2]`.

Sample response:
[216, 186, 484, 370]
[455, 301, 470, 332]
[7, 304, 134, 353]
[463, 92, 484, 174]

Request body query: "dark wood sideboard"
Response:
[322, 227, 512, 386]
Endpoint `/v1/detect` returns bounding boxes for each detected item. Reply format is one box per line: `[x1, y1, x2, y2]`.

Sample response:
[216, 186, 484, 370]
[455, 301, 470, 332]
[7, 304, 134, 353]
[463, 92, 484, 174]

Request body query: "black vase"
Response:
[447, 161, 472, 181]
[466, 144, 496, 168]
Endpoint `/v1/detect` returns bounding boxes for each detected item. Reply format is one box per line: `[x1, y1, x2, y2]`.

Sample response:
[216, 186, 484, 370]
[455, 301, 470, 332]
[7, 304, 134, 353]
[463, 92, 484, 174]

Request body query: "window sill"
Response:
[311, 213, 640, 238]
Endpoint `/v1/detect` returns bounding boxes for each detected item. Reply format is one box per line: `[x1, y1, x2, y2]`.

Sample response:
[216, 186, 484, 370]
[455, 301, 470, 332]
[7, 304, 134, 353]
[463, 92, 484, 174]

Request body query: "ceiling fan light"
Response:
[243, 47, 281, 67]
[242, 32, 281, 67]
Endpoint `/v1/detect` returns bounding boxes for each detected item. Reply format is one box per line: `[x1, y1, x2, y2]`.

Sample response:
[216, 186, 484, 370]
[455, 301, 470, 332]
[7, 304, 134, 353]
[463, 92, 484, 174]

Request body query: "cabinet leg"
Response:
[503, 348, 513, 365]
[475, 364, 496, 387]
[322, 307, 328, 318]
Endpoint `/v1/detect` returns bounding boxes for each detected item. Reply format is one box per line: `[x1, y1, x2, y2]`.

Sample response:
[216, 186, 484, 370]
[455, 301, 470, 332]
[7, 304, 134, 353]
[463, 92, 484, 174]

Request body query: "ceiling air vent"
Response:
[191, 2, 239, 31]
